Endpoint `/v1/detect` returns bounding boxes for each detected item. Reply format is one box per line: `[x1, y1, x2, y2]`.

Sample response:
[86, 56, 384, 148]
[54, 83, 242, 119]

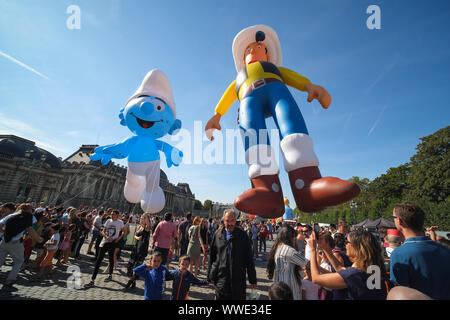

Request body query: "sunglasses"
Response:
[344, 239, 351, 245]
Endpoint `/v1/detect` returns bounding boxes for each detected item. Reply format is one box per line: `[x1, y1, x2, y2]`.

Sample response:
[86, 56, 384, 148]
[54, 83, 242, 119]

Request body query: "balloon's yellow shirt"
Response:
[214, 61, 311, 116]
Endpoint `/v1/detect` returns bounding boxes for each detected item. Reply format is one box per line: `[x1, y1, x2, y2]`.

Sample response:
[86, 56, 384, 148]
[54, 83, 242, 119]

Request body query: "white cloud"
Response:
[0, 113, 41, 136]
[0, 113, 70, 155]
[66, 130, 80, 137]
[365, 60, 397, 96]
[368, 105, 389, 136]
[34, 139, 70, 155]
[0, 49, 50, 80]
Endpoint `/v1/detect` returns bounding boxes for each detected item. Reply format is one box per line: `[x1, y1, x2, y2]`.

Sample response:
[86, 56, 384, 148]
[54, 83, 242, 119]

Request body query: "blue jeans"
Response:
[0, 240, 24, 281]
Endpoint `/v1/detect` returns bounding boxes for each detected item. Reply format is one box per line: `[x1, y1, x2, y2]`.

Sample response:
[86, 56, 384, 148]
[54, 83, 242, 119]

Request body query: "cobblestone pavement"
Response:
[0, 237, 275, 300]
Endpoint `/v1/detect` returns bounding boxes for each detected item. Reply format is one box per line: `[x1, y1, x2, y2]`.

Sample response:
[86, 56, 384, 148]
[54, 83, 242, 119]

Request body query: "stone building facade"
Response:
[0, 135, 195, 215]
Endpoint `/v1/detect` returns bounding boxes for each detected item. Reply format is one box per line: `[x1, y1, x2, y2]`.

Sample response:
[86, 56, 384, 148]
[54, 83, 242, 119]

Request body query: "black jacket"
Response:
[207, 227, 257, 299]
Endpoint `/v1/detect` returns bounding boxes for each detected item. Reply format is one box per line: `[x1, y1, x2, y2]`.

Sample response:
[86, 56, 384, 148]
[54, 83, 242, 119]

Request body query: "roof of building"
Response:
[0, 135, 62, 169]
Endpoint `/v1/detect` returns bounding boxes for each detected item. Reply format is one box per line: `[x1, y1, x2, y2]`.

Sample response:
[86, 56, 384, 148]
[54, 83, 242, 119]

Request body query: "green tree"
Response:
[350, 176, 373, 223]
[294, 207, 301, 219]
[194, 200, 203, 210]
[407, 126, 450, 203]
[368, 199, 384, 220]
[294, 207, 315, 224]
[203, 200, 213, 211]
[382, 198, 401, 220]
[369, 164, 410, 202]
[414, 198, 450, 230]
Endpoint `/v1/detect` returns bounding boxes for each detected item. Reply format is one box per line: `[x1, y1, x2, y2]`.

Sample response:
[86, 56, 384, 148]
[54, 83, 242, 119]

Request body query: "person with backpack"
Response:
[0, 203, 42, 287]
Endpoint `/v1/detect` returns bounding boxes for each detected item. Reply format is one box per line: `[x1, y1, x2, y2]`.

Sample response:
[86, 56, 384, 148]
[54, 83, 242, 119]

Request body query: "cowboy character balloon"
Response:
[91, 69, 183, 213]
[205, 25, 360, 218]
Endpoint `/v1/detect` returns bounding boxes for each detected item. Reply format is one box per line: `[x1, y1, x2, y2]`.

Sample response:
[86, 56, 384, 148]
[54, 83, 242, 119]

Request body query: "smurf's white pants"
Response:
[124, 160, 165, 213]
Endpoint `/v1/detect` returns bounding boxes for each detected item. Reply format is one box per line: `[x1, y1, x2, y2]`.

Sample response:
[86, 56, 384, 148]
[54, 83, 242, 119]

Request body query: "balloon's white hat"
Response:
[126, 69, 176, 118]
[232, 25, 282, 72]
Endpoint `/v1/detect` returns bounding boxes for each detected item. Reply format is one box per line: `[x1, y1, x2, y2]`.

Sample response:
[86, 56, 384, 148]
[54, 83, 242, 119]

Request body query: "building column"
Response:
[33, 172, 46, 202]
[95, 173, 105, 200]
[103, 178, 112, 201]
[2, 166, 24, 202]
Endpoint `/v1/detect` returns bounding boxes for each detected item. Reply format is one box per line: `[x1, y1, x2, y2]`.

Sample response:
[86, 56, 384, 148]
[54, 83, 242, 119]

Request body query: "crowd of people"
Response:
[264, 203, 450, 300]
[0, 201, 449, 300]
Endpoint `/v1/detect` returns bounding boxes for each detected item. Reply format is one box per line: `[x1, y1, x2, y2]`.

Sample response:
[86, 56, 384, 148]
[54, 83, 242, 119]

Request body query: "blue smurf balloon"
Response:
[90, 69, 183, 213]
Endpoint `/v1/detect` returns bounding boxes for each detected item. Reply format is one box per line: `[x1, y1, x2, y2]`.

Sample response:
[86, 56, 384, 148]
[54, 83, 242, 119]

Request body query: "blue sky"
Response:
[1, 0, 449, 205]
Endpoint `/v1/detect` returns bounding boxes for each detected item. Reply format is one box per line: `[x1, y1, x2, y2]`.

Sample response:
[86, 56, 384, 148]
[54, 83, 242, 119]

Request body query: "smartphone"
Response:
[313, 223, 320, 238]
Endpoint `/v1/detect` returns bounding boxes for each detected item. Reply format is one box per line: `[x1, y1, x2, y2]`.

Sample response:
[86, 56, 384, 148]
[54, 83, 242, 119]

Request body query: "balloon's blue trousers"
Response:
[238, 81, 309, 152]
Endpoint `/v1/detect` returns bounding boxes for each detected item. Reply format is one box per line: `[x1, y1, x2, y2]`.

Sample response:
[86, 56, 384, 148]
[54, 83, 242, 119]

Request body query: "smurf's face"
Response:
[120, 96, 176, 138]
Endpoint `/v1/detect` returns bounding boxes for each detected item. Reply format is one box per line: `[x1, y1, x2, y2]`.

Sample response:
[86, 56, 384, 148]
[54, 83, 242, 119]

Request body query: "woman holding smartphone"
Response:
[307, 229, 387, 300]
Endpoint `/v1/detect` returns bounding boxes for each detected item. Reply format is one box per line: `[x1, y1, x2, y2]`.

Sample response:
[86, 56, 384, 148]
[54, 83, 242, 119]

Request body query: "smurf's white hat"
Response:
[126, 69, 176, 118]
[232, 25, 282, 72]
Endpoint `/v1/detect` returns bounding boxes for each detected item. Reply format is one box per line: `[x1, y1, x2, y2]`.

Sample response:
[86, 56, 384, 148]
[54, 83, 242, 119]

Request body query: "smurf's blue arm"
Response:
[90, 136, 136, 165]
[154, 140, 183, 168]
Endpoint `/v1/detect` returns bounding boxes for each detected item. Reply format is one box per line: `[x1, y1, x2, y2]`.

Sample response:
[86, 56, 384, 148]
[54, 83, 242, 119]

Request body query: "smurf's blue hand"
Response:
[90, 150, 113, 165]
[90, 144, 113, 164]
[155, 140, 183, 168]
[169, 147, 183, 167]
[90, 138, 134, 165]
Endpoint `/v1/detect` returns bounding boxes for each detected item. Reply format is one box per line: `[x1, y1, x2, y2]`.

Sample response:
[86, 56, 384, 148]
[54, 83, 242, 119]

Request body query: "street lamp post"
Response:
[16, 149, 47, 203]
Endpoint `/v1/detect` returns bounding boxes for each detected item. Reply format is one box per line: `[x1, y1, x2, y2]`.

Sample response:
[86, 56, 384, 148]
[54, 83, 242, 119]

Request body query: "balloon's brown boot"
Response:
[234, 174, 285, 219]
[288, 166, 361, 213]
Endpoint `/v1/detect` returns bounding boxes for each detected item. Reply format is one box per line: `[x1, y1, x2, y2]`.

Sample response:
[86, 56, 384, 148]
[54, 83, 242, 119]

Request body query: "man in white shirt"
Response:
[84, 210, 126, 288]
[0, 203, 42, 287]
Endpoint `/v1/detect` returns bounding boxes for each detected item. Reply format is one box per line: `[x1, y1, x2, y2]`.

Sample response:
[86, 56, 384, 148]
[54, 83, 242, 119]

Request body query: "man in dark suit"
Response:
[207, 209, 257, 300]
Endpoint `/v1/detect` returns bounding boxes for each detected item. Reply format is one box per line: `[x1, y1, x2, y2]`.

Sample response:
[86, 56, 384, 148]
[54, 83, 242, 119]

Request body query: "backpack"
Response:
[4, 212, 33, 243]
[181, 220, 192, 242]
